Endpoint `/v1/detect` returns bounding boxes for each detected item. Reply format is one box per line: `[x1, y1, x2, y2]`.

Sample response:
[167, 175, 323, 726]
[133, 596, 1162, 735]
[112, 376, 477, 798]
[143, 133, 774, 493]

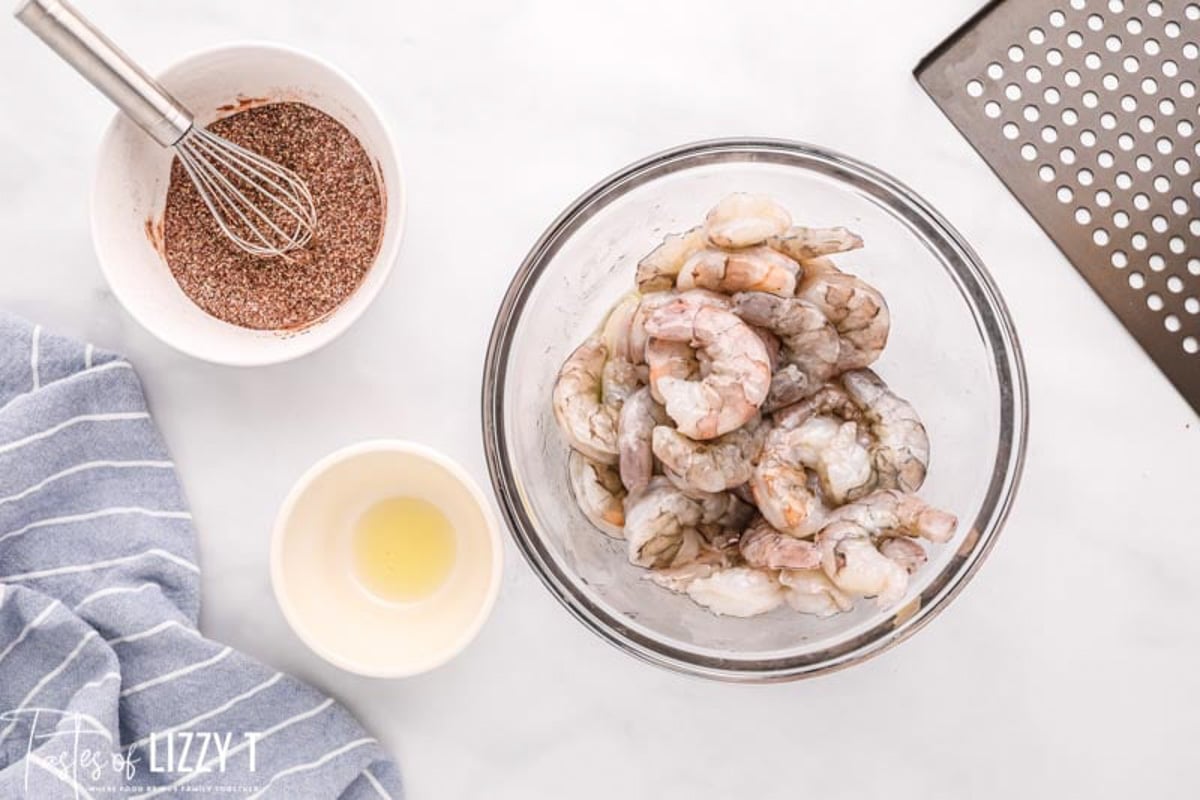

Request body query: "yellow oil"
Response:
[352, 497, 456, 603]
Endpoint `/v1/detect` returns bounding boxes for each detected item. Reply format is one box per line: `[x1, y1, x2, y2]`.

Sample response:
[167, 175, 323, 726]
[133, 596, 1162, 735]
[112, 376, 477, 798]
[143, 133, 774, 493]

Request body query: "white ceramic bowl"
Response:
[271, 441, 503, 677]
[91, 43, 405, 366]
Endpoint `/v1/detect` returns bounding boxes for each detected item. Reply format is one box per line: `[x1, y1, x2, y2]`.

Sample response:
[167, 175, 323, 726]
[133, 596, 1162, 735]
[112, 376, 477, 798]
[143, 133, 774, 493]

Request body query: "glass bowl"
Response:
[482, 139, 1028, 682]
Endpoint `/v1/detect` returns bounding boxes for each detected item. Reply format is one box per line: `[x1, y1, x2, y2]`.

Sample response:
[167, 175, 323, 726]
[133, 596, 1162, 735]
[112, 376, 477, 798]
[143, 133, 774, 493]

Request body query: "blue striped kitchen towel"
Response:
[0, 313, 403, 799]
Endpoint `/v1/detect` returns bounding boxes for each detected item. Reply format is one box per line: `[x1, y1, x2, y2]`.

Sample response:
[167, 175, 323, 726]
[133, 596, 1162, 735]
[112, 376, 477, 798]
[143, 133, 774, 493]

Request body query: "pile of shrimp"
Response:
[552, 193, 957, 618]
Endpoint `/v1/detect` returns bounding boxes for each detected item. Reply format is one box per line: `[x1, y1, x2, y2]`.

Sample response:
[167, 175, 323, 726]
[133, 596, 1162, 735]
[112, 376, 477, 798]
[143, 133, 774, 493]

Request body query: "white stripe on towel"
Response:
[0, 548, 199, 583]
[70, 360, 132, 380]
[120, 646, 233, 698]
[128, 672, 284, 750]
[30, 324, 40, 391]
[0, 411, 149, 456]
[0, 600, 60, 667]
[140, 699, 336, 798]
[79, 671, 121, 692]
[0, 506, 192, 545]
[0, 460, 175, 507]
[106, 620, 197, 646]
[364, 768, 395, 800]
[246, 738, 376, 800]
[0, 630, 100, 742]
[84, 342, 94, 369]
[73, 582, 157, 612]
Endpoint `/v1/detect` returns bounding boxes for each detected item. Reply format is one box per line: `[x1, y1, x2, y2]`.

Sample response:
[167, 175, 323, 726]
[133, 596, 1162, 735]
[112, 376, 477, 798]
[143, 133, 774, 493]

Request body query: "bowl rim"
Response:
[89, 40, 406, 367]
[270, 439, 504, 678]
[481, 137, 1029, 682]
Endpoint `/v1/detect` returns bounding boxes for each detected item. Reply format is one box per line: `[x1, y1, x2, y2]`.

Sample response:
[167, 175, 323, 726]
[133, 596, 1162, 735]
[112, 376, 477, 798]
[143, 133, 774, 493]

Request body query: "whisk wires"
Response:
[176, 125, 317, 258]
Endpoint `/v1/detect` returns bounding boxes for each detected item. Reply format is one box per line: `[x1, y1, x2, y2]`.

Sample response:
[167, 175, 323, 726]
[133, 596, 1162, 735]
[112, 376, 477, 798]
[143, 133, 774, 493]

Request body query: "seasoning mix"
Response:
[162, 102, 384, 330]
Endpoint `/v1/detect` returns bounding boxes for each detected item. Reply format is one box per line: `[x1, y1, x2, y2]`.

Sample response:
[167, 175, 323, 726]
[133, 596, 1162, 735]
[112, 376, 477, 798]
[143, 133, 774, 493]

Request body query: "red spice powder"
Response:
[162, 102, 383, 330]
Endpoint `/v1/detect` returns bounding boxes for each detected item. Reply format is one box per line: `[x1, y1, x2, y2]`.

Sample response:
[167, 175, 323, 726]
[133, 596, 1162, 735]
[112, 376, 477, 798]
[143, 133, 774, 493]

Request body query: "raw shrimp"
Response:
[647, 539, 737, 592]
[796, 260, 890, 371]
[749, 325, 783, 373]
[636, 227, 707, 293]
[627, 292, 678, 365]
[825, 489, 957, 543]
[698, 522, 744, 553]
[704, 193, 792, 248]
[601, 357, 642, 409]
[750, 388, 874, 534]
[601, 293, 642, 363]
[817, 521, 909, 607]
[749, 431, 827, 538]
[643, 292, 771, 439]
[651, 416, 767, 493]
[623, 478, 705, 568]
[766, 225, 864, 262]
[771, 372, 928, 502]
[676, 247, 799, 297]
[841, 368, 930, 492]
[731, 482, 756, 506]
[780, 416, 875, 505]
[659, 475, 756, 527]
[552, 193, 949, 620]
[695, 488, 756, 530]
[630, 289, 728, 367]
[552, 336, 619, 463]
[879, 537, 927, 573]
[731, 292, 840, 411]
[778, 568, 854, 617]
[568, 451, 626, 538]
[739, 516, 821, 570]
[758, 334, 838, 411]
[618, 387, 668, 494]
[685, 566, 785, 617]
[773, 382, 863, 427]
[645, 338, 698, 405]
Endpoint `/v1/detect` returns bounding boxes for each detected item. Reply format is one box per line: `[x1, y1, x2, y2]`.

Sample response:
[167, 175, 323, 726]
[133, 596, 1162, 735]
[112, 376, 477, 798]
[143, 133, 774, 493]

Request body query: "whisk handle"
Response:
[15, 0, 192, 146]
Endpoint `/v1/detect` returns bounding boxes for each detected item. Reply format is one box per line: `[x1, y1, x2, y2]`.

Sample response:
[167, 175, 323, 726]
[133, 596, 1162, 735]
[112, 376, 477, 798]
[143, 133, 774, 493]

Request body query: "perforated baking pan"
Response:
[917, 0, 1199, 413]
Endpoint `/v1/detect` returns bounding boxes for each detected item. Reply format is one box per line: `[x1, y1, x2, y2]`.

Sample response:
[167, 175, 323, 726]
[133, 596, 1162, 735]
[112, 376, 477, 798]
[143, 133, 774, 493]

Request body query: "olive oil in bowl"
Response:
[352, 497, 456, 603]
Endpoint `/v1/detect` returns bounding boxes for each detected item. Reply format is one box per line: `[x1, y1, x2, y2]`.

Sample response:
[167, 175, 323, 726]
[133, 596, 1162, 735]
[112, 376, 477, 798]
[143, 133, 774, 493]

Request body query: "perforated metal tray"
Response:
[917, 0, 1200, 413]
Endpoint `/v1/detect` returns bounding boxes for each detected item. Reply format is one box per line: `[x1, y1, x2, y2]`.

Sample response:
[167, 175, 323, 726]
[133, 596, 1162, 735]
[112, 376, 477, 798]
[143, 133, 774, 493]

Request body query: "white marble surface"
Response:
[2, 1, 1199, 797]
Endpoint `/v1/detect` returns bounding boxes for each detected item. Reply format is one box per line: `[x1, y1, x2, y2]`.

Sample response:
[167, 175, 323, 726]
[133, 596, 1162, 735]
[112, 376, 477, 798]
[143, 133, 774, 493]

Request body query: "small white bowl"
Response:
[91, 43, 405, 366]
[271, 441, 503, 678]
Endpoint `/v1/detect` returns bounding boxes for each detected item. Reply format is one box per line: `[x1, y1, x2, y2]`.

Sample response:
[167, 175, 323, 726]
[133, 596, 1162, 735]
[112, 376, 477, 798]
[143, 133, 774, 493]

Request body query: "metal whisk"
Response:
[16, 0, 317, 258]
